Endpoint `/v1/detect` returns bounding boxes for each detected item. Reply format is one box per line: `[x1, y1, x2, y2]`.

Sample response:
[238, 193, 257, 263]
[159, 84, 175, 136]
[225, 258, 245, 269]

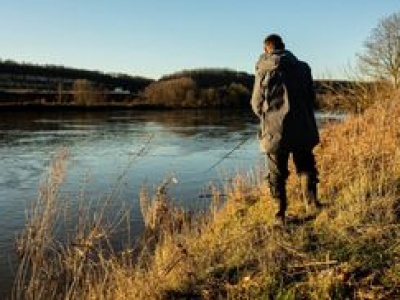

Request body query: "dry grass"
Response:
[13, 88, 400, 299]
[317, 79, 394, 113]
[12, 148, 131, 300]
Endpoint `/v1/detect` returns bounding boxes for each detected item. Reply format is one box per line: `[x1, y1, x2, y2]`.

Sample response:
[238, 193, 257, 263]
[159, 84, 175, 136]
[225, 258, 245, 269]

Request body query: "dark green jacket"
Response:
[251, 50, 319, 153]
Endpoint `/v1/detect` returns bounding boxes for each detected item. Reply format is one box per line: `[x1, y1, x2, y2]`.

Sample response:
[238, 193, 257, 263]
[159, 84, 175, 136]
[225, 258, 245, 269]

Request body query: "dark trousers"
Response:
[266, 146, 318, 215]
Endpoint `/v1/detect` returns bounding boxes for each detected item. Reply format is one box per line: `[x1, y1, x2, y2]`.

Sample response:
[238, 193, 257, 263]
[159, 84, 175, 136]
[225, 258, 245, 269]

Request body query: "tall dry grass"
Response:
[13, 148, 73, 300]
[13, 87, 400, 299]
[13, 148, 131, 300]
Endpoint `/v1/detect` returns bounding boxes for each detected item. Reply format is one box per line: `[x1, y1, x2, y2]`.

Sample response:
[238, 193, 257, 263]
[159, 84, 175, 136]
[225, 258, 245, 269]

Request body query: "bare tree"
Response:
[358, 11, 400, 88]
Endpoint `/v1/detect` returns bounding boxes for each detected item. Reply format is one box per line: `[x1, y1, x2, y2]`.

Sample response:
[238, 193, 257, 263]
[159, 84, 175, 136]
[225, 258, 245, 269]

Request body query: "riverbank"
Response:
[12, 89, 400, 299]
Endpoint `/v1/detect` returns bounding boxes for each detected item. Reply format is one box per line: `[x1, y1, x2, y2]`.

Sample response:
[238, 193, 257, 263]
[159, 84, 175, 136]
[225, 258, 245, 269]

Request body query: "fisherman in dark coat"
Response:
[251, 34, 321, 225]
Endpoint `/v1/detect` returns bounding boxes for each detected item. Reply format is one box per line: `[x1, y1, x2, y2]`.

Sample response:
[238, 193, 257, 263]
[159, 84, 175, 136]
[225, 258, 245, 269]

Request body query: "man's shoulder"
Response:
[297, 60, 312, 71]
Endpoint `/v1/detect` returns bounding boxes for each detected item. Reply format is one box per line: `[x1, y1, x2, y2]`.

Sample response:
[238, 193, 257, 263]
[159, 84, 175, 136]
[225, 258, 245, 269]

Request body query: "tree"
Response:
[142, 77, 197, 107]
[73, 79, 103, 105]
[358, 11, 400, 88]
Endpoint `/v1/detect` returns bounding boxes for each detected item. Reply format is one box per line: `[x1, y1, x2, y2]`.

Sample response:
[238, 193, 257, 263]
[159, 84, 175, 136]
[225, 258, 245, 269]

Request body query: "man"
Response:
[251, 34, 321, 225]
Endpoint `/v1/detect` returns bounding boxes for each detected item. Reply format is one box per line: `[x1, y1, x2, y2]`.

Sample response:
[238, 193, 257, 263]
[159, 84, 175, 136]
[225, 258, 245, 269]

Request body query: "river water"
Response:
[0, 108, 341, 297]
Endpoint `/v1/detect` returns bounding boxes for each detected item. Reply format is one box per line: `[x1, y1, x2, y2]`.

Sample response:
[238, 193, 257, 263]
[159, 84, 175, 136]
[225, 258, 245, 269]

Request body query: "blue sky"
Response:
[1, 1, 399, 79]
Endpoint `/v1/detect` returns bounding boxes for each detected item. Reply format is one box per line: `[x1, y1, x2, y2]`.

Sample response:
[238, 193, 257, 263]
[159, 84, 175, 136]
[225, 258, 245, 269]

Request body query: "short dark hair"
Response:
[264, 34, 285, 50]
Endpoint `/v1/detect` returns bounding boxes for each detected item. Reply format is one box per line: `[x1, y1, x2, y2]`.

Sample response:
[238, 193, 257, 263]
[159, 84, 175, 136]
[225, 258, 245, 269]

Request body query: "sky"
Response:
[0, 1, 399, 80]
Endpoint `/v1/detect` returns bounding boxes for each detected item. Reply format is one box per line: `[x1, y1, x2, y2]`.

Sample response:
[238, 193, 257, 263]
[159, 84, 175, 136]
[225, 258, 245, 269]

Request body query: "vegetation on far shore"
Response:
[12, 84, 400, 299]
[1, 60, 366, 112]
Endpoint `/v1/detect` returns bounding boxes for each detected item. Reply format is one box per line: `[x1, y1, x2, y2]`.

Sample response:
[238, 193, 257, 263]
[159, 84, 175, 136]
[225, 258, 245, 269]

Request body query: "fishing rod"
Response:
[205, 134, 253, 173]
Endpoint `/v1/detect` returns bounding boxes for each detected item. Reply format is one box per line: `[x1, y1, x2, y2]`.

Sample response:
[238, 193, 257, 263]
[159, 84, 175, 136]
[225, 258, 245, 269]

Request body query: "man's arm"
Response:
[303, 62, 317, 110]
[251, 71, 263, 117]
[250, 53, 275, 117]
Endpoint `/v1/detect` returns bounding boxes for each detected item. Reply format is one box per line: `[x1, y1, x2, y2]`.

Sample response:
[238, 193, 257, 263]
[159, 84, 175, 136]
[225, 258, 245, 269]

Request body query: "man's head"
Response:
[264, 34, 285, 54]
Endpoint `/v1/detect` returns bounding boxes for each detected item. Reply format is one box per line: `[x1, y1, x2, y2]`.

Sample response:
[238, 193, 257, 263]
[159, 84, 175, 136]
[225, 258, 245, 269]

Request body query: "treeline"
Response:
[139, 68, 252, 108]
[0, 59, 153, 100]
[160, 68, 254, 89]
[139, 68, 360, 110]
[0, 59, 367, 111]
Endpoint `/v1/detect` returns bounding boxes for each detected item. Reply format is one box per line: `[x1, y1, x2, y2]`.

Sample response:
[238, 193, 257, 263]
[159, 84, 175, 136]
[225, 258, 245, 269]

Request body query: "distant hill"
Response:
[0, 60, 358, 110]
[140, 68, 355, 110]
[160, 68, 254, 90]
[0, 59, 154, 105]
[139, 68, 253, 108]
